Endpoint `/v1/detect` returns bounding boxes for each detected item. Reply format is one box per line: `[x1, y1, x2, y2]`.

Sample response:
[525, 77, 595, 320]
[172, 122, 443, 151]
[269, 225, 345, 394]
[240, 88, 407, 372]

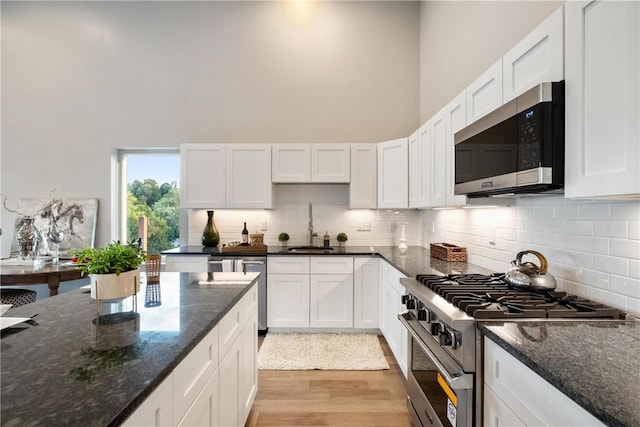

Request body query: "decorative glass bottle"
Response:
[201, 210, 220, 247]
[16, 216, 42, 260]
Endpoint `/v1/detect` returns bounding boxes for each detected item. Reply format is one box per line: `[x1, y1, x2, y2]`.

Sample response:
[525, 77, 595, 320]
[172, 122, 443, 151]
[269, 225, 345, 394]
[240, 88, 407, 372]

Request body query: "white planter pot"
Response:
[90, 269, 140, 300]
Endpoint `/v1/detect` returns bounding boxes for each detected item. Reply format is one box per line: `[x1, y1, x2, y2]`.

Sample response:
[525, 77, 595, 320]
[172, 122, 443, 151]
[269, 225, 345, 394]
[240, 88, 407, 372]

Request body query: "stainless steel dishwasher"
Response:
[208, 255, 267, 334]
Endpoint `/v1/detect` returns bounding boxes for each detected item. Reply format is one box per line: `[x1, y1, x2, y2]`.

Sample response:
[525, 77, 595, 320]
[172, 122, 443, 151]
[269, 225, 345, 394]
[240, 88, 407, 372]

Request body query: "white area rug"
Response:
[258, 333, 390, 370]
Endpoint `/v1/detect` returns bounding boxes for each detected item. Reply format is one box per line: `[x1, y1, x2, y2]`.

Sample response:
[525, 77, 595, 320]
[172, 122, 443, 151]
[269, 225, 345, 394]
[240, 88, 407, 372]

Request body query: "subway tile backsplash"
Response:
[186, 187, 639, 315]
[422, 195, 640, 315]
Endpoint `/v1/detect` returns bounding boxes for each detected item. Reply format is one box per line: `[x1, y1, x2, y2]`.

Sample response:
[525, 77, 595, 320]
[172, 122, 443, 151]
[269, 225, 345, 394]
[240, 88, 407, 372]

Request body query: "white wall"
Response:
[0, 1, 420, 255]
[421, 197, 640, 315]
[419, 0, 563, 121]
[187, 184, 421, 248]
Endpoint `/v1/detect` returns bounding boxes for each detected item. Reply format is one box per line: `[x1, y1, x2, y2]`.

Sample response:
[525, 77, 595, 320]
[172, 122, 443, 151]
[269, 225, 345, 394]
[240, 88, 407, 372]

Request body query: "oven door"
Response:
[399, 312, 474, 427]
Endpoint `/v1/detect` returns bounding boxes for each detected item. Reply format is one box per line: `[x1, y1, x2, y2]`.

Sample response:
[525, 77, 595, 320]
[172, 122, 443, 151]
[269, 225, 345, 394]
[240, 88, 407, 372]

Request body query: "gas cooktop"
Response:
[415, 273, 628, 320]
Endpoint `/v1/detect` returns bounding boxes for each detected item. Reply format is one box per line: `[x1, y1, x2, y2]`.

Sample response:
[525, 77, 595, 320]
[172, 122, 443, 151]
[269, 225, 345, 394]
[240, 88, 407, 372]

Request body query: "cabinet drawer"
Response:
[310, 256, 353, 274]
[268, 256, 310, 274]
[219, 301, 243, 360]
[165, 255, 208, 273]
[173, 326, 219, 423]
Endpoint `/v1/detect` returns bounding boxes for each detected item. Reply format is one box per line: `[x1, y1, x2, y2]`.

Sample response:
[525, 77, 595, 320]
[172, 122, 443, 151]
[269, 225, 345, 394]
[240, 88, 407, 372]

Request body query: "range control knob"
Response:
[406, 298, 416, 310]
[417, 309, 428, 321]
[401, 295, 409, 305]
[430, 322, 441, 336]
[439, 330, 452, 346]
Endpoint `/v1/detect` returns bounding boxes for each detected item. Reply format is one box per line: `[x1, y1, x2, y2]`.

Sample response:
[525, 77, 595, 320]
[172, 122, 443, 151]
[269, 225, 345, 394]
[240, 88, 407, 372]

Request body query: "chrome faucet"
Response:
[308, 202, 314, 245]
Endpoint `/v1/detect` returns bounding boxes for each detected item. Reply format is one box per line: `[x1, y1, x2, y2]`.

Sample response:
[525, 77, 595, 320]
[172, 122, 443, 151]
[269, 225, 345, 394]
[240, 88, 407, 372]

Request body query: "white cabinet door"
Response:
[164, 255, 209, 273]
[122, 374, 174, 427]
[378, 138, 409, 209]
[446, 91, 468, 207]
[502, 6, 564, 102]
[218, 335, 241, 427]
[349, 144, 377, 209]
[466, 59, 503, 124]
[353, 257, 380, 329]
[240, 309, 258, 422]
[379, 261, 408, 377]
[173, 326, 218, 424]
[565, 1, 640, 198]
[484, 338, 605, 426]
[430, 110, 447, 207]
[271, 144, 311, 183]
[267, 273, 310, 327]
[311, 144, 350, 182]
[408, 128, 421, 208]
[309, 274, 354, 328]
[180, 144, 226, 208]
[226, 144, 272, 208]
[177, 369, 219, 427]
[483, 385, 525, 427]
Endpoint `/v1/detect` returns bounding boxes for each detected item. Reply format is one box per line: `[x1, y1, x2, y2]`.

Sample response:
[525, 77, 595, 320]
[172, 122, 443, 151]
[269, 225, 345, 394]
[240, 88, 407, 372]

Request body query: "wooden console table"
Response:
[0, 263, 84, 296]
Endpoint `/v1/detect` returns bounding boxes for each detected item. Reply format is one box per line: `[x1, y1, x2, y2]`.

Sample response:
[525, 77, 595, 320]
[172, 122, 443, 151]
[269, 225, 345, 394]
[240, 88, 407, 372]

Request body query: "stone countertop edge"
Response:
[0, 273, 257, 427]
[478, 320, 640, 427]
[163, 245, 495, 278]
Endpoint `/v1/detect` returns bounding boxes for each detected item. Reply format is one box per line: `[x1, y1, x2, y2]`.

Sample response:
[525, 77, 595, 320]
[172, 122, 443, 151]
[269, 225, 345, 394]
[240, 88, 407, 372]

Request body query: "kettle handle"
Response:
[515, 250, 548, 274]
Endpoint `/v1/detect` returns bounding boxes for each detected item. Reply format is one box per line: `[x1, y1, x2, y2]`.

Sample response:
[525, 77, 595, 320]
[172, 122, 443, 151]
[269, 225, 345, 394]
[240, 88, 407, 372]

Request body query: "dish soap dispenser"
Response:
[323, 231, 330, 248]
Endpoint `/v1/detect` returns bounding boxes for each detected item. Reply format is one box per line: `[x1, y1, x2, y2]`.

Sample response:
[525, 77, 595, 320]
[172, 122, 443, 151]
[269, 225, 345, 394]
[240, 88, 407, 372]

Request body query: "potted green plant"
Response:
[71, 241, 146, 300]
[278, 232, 290, 248]
[336, 232, 348, 248]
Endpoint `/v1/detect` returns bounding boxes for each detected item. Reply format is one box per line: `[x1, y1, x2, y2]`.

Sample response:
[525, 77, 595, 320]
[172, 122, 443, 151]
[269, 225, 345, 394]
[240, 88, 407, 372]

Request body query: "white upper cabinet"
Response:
[311, 144, 350, 183]
[378, 138, 409, 209]
[502, 6, 564, 102]
[466, 59, 503, 124]
[565, 1, 640, 199]
[272, 144, 350, 183]
[271, 144, 311, 183]
[349, 144, 377, 209]
[180, 144, 226, 208]
[409, 121, 432, 208]
[226, 144, 273, 209]
[430, 110, 447, 207]
[445, 91, 468, 207]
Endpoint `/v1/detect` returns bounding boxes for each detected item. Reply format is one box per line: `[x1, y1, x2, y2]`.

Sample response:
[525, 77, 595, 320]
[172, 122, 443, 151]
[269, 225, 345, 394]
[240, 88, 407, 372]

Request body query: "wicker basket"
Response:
[430, 243, 468, 262]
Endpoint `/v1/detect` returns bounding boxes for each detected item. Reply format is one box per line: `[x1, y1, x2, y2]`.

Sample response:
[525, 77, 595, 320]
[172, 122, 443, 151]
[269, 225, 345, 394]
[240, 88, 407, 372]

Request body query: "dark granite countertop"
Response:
[163, 245, 494, 278]
[1, 271, 257, 427]
[479, 320, 640, 427]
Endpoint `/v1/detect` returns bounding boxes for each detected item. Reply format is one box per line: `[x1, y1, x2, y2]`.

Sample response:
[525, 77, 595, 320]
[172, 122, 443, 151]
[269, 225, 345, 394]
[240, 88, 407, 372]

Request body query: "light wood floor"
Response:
[246, 335, 413, 427]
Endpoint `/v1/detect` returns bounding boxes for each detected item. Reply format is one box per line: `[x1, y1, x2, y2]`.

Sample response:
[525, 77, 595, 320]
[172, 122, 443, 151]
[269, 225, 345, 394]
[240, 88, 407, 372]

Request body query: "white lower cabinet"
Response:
[309, 274, 353, 328]
[379, 260, 408, 377]
[353, 257, 380, 329]
[123, 287, 257, 427]
[122, 374, 174, 427]
[484, 337, 604, 426]
[178, 370, 220, 427]
[267, 273, 310, 327]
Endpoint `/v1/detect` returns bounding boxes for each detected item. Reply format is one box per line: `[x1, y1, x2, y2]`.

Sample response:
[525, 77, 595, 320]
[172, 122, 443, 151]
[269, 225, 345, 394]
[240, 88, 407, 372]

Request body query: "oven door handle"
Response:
[398, 312, 473, 389]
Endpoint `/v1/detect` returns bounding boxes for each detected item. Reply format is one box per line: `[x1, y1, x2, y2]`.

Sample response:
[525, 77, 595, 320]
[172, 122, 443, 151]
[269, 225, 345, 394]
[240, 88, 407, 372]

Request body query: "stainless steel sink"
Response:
[287, 246, 334, 253]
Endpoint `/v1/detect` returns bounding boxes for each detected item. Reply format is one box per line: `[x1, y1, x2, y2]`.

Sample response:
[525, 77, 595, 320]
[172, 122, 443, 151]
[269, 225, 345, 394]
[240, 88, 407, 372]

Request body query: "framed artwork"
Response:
[10, 198, 98, 259]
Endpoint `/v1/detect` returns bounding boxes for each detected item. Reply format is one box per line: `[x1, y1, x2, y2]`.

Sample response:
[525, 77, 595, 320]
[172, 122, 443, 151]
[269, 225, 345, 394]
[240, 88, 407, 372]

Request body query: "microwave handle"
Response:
[398, 312, 473, 390]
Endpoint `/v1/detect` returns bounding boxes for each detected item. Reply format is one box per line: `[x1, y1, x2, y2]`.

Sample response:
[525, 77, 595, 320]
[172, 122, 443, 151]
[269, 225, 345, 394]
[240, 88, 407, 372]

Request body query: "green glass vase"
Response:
[202, 210, 220, 247]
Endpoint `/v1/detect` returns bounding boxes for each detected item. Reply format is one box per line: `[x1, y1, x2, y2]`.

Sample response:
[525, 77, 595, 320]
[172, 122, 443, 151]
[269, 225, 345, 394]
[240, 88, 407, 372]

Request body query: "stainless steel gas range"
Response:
[398, 273, 629, 427]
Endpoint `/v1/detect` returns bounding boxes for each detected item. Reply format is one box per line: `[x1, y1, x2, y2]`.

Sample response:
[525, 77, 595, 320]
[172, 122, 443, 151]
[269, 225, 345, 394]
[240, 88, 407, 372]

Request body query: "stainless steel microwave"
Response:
[454, 81, 564, 197]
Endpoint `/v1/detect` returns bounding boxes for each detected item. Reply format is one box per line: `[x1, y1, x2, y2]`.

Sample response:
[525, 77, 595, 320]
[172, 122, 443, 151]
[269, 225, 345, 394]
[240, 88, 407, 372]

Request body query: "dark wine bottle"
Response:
[241, 222, 249, 245]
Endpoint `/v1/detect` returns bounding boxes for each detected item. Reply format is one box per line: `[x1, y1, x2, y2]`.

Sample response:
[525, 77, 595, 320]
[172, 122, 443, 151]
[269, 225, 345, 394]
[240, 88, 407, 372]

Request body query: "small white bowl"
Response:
[0, 304, 13, 316]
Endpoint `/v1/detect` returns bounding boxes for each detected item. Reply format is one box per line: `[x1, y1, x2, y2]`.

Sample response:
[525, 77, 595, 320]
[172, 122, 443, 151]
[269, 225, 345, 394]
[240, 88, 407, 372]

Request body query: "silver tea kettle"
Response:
[504, 250, 557, 291]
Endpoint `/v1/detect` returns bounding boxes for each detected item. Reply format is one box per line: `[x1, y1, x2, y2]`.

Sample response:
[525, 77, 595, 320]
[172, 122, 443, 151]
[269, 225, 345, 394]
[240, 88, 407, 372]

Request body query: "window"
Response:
[116, 149, 180, 255]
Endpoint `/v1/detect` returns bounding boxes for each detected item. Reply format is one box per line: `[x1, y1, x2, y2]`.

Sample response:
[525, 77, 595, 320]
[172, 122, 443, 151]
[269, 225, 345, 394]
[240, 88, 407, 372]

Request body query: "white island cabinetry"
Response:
[122, 285, 257, 427]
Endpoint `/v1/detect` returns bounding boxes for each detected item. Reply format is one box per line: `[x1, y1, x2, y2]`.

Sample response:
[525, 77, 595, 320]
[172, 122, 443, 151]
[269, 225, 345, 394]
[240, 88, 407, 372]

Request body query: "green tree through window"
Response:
[120, 151, 180, 255]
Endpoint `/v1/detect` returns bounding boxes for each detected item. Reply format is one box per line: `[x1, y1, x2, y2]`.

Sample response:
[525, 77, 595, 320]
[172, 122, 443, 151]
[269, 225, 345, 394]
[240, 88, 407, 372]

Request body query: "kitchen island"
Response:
[0, 271, 258, 426]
